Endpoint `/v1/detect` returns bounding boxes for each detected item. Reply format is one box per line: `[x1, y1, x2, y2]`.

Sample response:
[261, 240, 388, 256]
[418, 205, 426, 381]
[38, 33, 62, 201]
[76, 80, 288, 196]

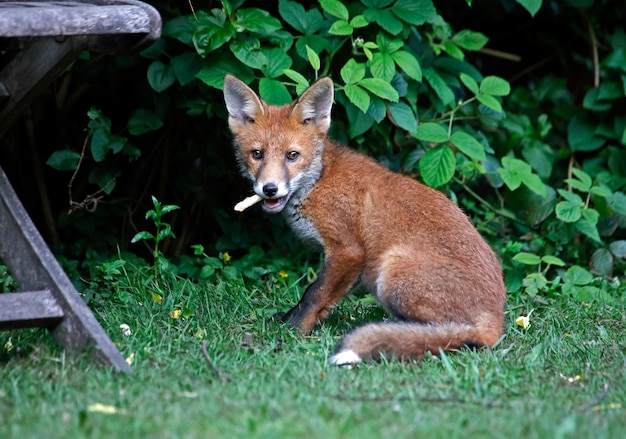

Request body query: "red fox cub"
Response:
[223, 74, 506, 366]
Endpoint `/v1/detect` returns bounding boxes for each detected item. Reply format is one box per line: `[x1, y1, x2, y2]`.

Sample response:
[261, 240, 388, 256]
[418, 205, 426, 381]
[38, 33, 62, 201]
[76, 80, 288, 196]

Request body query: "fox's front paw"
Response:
[328, 349, 362, 368]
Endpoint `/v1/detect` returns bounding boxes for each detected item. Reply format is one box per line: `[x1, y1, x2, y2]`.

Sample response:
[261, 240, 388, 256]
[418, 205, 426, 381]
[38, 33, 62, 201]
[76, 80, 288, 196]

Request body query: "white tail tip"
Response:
[329, 349, 362, 367]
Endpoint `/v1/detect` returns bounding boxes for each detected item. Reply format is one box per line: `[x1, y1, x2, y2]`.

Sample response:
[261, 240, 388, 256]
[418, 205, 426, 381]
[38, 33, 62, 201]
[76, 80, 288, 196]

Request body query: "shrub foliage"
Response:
[2, 0, 625, 302]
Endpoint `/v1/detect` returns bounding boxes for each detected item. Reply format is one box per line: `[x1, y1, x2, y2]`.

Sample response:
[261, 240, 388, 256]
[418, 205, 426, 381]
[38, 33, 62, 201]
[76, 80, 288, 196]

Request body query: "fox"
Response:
[223, 74, 507, 366]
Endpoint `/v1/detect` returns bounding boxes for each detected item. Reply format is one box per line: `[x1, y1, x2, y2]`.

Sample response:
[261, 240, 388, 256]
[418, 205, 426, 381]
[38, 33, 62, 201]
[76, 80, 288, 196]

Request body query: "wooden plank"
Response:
[0, 1, 161, 40]
[0, 290, 64, 330]
[0, 166, 132, 372]
[0, 36, 86, 139]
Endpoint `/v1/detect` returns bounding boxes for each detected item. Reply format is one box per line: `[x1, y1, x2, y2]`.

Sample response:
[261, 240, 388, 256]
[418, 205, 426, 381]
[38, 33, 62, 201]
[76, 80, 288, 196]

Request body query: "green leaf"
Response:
[498, 156, 546, 196]
[555, 201, 582, 223]
[476, 94, 503, 113]
[364, 8, 403, 35]
[541, 255, 566, 267]
[460, 73, 479, 94]
[236, 8, 282, 33]
[577, 209, 601, 243]
[127, 109, 163, 135]
[450, 131, 486, 161]
[564, 265, 593, 286]
[441, 41, 465, 60]
[565, 168, 592, 192]
[370, 52, 396, 82]
[344, 84, 370, 113]
[512, 252, 541, 265]
[147, 61, 176, 92]
[557, 189, 584, 205]
[350, 15, 369, 28]
[362, 0, 395, 6]
[610, 240, 626, 258]
[329, 20, 353, 36]
[359, 78, 399, 101]
[305, 45, 321, 72]
[387, 102, 417, 133]
[231, 39, 266, 70]
[419, 146, 456, 187]
[516, 0, 542, 16]
[340, 59, 366, 84]
[452, 30, 489, 51]
[590, 248, 613, 276]
[262, 48, 292, 79]
[171, 52, 204, 86]
[392, 0, 437, 26]
[424, 68, 455, 106]
[607, 191, 626, 215]
[392, 50, 422, 82]
[346, 101, 374, 137]
[259, 78, 292, 105]
[479, 76, 511, 96]
[278, 0, 307, 32]
[131, 231, 154, 244]
[46, 150, 81, 171]
[415, 123, 449, 143]
[567, 115, 605, 152]
[589, 185, 613, 198]
[196, 54, 254, 89]
[283, 69, 310, 95]
[319, 0, 349, 20]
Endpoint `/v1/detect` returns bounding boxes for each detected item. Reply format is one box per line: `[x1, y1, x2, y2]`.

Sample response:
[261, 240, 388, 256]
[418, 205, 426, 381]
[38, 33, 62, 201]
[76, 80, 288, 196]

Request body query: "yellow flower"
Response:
[278, 270, 289, 279]
[170, 309, 182, 319]
[151, 292, 163, 305]
[222, 252, 231, 262]
[515, 309, 534, 330]
[125, 352, 135, 366]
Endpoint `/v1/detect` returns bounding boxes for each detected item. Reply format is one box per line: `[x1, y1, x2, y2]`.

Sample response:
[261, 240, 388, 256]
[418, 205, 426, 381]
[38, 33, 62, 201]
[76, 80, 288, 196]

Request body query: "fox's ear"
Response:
[293, 77, 334, 134]
[223, 75, 265, 134]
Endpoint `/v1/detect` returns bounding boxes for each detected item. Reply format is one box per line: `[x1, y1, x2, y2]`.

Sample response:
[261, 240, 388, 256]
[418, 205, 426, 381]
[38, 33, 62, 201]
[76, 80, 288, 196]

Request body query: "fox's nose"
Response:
[263, 183, 279, 197]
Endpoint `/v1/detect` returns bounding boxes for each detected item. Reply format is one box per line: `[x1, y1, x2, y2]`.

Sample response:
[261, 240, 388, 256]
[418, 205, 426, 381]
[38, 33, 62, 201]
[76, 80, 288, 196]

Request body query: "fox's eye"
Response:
[245, 116, 255, 124]
[251, 150, 263, 160]
[302, 118, 312, 125]
[286, 151, 300, 161]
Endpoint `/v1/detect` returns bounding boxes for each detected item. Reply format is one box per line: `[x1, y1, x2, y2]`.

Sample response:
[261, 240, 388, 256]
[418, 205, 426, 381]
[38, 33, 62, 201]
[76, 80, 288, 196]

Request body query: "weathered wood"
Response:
[0, 167, 132, 372]
[0, 36, 86, 139]
[0, 0, 161, 372]
[0, 1, 161, 41]
[0, 290, 64, 330]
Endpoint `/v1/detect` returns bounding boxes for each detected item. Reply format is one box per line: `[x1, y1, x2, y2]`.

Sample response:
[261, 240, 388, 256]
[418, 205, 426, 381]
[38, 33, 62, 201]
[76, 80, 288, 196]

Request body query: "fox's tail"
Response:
[328, 321, 494, 366]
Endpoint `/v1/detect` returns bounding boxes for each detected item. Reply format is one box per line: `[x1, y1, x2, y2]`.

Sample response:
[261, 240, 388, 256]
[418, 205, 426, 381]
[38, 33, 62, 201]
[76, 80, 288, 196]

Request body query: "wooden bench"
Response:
[0, 0, 162, 372]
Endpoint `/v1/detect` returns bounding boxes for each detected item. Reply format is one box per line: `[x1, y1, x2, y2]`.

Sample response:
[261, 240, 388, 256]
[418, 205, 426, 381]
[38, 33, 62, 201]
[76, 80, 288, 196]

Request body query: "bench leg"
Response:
[0, 166, 131, 372]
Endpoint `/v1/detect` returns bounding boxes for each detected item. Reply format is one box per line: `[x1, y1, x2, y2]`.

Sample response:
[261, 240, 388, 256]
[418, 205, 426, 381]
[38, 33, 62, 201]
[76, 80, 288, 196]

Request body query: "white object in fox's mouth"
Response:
[234, 194, 263, 212]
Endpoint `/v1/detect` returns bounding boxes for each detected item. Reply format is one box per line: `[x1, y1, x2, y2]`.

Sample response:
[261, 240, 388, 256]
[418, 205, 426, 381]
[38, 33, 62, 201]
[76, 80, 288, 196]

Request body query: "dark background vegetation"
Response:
[1, 0, 625, 301]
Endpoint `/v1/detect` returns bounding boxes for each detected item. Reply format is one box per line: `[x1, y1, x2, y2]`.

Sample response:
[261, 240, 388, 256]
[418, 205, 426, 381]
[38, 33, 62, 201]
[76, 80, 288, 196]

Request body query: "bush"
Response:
[2, 0, 624, 303]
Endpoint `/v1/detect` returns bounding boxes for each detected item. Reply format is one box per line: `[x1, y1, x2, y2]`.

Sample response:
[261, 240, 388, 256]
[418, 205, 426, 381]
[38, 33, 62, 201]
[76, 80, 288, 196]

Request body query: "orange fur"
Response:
[223, 75, 506, 365]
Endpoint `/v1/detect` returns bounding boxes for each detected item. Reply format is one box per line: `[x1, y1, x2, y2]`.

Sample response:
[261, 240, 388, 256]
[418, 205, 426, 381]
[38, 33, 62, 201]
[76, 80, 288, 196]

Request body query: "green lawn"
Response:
[1, 259, 624, 438]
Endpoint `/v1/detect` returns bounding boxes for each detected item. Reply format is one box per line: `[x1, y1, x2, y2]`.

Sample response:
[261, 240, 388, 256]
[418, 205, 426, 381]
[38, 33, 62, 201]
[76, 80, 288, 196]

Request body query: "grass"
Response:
[1, 256, 625, 439]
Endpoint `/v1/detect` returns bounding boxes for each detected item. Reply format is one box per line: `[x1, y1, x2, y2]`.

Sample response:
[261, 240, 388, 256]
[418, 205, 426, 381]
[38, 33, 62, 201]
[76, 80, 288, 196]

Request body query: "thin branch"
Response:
[453, 177, 525, 225]
[201, 341, 231, 383]
[586, 19, 600, 88]
[188, 0, 197, 21]
[477, 47, 522, 63]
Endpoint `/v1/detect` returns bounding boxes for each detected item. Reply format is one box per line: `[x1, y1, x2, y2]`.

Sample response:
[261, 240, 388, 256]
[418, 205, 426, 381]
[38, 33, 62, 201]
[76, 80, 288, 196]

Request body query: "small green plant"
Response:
[0, 263, 18, 293]
[131, 196, 180, 267]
